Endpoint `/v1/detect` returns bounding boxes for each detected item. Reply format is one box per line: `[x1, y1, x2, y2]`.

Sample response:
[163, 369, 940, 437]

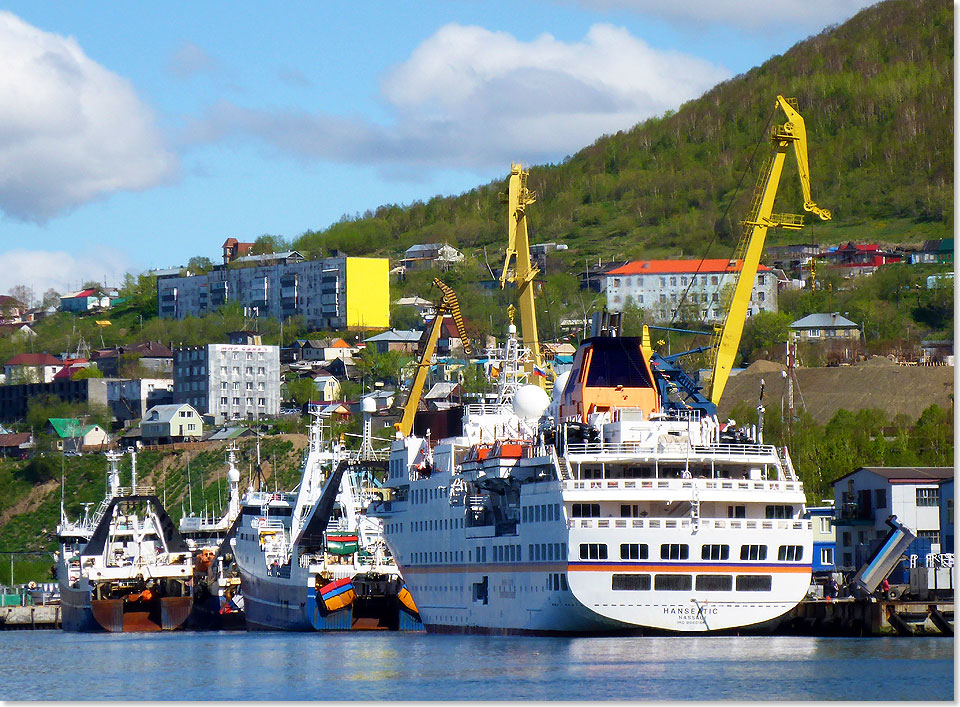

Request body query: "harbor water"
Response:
[0, 632, 952, 701]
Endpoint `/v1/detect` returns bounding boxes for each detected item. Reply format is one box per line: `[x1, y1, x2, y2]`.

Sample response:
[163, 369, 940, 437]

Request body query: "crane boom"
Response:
[499, 163, 547, 389]
[394, 278, 468, 437]
[708, 96, 831, 406]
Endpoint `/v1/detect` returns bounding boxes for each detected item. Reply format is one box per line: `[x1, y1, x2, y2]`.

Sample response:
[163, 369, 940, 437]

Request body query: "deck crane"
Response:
[707, 96, 832, 406]
[499, 163, 550, 390]
[394, 278, 471, 438]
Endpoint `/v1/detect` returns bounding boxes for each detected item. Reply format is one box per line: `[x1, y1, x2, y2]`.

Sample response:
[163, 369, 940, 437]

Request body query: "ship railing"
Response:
[563, 478, 802, 493]
[115, 485, 156, 496]
[257, 519, 286, 532]
[463, 403, 513, 416]
[564, 441, 778, 457]
[568, 517, 811, 531]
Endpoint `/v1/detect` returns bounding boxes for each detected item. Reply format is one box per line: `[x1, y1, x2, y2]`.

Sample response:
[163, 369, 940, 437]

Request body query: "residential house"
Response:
[205, 426, 256, 442]
[292, 338, 356, 362]
[141, 403, 204, 444]
[427, 316, 465, 356]
[92, 341, 174, 377]
[0, 432, 33, 458]
[3, 353, 63, 384]
[0, 295, 28, 322]
[788, 313, 861, 343]
[907, 238, 954, 265]
[603, 259, 778, 323]
[364, 329, 421, 355]
[393, 296, 435, 321]
[222, 237, 255, 263]
[764, 244, 821, 276]
[819, 243, 901, 276]
[529, 242, 569, 274]
[0, 323, 37, 341]
[919, 340, 953, 366]
[399, 243, 464, 272]
[804, 503, 837, 575]
[580, 260, 629, 293]
[47, 418, 111, 453]
[310, 373, 341, 402]
[832, 466, 954, 572]
[107, 378, 175, 423]
[60, 288, 113, 313]
[52, 360, 94, 381]
[312, 401, 351, 421]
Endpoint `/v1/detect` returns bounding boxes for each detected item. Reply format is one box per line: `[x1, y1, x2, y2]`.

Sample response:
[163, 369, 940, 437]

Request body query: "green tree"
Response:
[187, 256, 214, 273]
[250, 234, 288, 255]
[286, 378, 318, 406]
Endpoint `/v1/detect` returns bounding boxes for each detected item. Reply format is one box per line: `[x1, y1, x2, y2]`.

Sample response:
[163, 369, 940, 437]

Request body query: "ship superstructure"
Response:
[232, 413, 420, 630]
[369, 324, 813, 634]
[57, 450, 194, 632]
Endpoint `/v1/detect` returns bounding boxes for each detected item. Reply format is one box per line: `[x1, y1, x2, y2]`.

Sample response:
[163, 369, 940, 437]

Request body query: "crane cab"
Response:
[558, 336, 659, 423]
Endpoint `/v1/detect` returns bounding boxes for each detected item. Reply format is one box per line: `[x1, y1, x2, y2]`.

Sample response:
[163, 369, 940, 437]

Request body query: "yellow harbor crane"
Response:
[394, 278, 471, 437]
[499, 163, 549, 389]
[708, 96, 832, 406]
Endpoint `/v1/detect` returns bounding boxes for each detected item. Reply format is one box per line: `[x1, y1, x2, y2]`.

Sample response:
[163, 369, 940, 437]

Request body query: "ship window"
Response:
[695, 575, 733, 591]
[736, 575, 772, 591]
[701, 544, 729, 561]
[522, 507, 527, 523]
[728, 505, 746, 518]
[579, 543, 608, 560]
[612, 574, 651, 591]
[621, 504, 642, 517]
[765, 505, 793, 519]
[584, 338, 653, 389]
[654, 574, 692, 591]
[535, 505, 541, 522]
[620, 543, 648, 560]
[778, 545, 804, 562]
[740, 545, 767, 561]
[572, 503, 601, 518]
[660, 544, 689, 560]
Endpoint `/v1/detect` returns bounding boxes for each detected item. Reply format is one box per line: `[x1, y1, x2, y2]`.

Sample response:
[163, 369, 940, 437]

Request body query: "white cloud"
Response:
[0, 11, 178, 222]
[183, 23, 729, 173]
[561, 0, 875, 30]
[0, 248, 132, 299]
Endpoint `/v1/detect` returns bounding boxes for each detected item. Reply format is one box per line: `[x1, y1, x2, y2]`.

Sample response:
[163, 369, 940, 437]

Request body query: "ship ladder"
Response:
[780, 446, 799, 482]
[690, 482, 701, 533]
[549, 445, 573, 481]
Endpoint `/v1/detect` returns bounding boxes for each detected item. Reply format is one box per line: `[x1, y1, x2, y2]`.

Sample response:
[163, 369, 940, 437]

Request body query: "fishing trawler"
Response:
[57, 450, 194, 632]
[178, 444, 245, 630]
[367, 321, 813, 634]
[232, 411, 420, 631]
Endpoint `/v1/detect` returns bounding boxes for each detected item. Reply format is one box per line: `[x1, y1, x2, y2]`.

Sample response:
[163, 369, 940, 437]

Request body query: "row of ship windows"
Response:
[572, 504, 794, 520]
[407, 518, 465, 533]
[523, 503, 561, 523]
[581, 543, 804, 562]
[612, 573, 773, 592]
[409, 542, 570, 565]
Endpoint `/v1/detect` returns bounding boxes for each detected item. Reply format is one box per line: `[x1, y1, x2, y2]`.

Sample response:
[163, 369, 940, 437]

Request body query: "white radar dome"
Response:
[513, 384, 550, 420]
[551, 371, 571, 401]
[227, 466, 240, 483]
[361, 397, 377, 414]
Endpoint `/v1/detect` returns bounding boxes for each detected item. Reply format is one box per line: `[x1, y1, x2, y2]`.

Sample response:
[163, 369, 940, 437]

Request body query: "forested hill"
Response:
[292, 0, 952, 263]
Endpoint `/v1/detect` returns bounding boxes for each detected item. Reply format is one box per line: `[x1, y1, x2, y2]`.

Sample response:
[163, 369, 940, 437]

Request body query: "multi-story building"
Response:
[832, 466, 954, 572]
[602, 259, 779, 323]
[0, 378, 112, 421]
[106, 378, 174, 423]
[157, 252, 389, 330]
[173, 344, 281, 424]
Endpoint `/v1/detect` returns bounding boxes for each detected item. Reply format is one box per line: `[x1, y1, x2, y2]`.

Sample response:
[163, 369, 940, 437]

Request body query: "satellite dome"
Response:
[552, 371, 571, 401]
[513, 384, 550, 420]
[361, 397, 377, 414]
[227, 466, 240, 483]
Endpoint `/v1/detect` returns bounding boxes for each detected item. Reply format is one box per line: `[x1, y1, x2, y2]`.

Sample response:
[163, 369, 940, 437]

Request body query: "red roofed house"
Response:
[222, 237, 256, 263]
[3, 353, 64, 383]
[819, 243, 901, 276]
[603, 259, 779, 324]
[60, 288, 111, 313]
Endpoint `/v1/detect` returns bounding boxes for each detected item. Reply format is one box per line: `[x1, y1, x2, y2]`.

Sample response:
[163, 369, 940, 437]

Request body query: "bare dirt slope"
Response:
[717, 357, 954, 423]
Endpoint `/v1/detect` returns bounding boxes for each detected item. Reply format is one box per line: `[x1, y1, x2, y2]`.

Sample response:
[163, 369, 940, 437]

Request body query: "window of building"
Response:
[808, 329, 820, 338]
[874, 489, 887, 510]
[613, 278, 621, 287]
[220, 397, 228, 405]
[620, 543, 649, 560]
[917, 530, 941, 544]
[659, 294, 667, 303]
[654, 574, 692, 591]
[701, 544, 729, 561]
[659, 277, 666, 287]
[736, 575, 772, 591]
[820, 548, 834, 565]
[695, 575, 732, 591]
[916, 487, 939, 506]
[680, 276, 687, 285]
[842, 531, 851, 546]
[819, 517, 831, 533]
[758, 275, 765, 285]
[777, 545, 804, 561]
[758, 291, 765, 302]
[740, 545, 767, 561]
[572, 503, 601, 518]
[728, 505, 746, 518]
[660, 544, 689, 560]
[765, 505, 793, 519]
[612, 574, 651, 591]
[579, 543, 608, 560]
[711, 275, 719, 285]
[670, 276, 677, 286]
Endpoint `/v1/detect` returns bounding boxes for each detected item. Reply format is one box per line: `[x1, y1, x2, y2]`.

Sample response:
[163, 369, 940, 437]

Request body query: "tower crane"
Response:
[499, 163, 550, 390]
[708, 96, 832, 406]
[394, 278, 471, 437]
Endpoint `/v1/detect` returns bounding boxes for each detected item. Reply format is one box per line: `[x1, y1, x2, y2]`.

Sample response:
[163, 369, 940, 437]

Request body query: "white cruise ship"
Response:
[368, 325, 813, 634]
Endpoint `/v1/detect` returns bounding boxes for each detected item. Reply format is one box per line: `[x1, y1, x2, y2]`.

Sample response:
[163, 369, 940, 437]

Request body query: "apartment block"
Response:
[157, 252, 389, 330]
[603, 259, 779, 323]
[173, 344, 281, 424]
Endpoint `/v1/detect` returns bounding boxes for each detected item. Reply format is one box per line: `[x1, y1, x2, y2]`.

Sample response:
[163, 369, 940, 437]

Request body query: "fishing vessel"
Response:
[57, 450, 194, 632]
[368, 322, 813, 634]
[232, 411, 421, 631]
[178, 443, 245, 629]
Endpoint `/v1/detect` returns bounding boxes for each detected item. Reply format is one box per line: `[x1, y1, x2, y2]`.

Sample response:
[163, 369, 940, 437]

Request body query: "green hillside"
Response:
[290, 0, 952, 263]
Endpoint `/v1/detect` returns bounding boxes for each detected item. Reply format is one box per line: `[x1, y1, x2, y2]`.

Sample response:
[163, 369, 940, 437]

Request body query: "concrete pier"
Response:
[0, 605, 61, 629]
[777, 598, 953, 636]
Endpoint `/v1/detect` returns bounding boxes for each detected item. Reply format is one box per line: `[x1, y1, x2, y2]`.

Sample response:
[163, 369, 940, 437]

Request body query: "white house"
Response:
[602, 259, 778, 323]
[141, 403, 203, 444]
[311, 374, 341, 402]
[3, 353, 63, 383]
[832, 466, 954, 571]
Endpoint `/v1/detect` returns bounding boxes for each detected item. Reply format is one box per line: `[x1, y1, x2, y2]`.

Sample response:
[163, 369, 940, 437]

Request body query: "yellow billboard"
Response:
[345, 257, 390, 329]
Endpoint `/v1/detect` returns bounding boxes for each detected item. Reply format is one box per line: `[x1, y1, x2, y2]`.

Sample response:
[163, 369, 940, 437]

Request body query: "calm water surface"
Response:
[0, 631, 953, 701]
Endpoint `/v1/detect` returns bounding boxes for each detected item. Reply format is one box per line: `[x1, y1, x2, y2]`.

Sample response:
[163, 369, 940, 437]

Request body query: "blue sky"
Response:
[0, 0, 874, 298]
